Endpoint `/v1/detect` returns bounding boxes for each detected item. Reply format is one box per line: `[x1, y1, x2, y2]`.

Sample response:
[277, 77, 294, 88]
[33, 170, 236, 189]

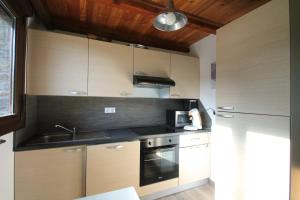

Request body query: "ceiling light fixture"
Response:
[153, 0, 188, 32]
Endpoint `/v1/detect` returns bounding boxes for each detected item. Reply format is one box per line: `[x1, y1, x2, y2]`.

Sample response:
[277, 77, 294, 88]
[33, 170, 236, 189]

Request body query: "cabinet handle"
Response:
[106, 145, 124, 150]
[0, 139, 6, 145]
[216, 114, 234, 118]
[69, 91, 87, 96]
[171, 93, 180, 97]
[217, 106, 234, 111]
[64, 147, 82, 152]
[120, 92, 132, 96]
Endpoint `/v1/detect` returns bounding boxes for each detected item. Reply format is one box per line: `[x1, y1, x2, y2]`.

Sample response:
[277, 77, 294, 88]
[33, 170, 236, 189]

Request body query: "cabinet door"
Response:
[15, 146, 85, 200]
[216, 0, 290, 115]
[86, 141, 140, 196]
[179, 144, 210, 185]
[134, 48, 170, 77]
[170, 54, 200, 99]
[0, 133, 14, 200]
[88, 40, 134, 97]
[215, 113, 290, 200]
[26, 29, 88, 96]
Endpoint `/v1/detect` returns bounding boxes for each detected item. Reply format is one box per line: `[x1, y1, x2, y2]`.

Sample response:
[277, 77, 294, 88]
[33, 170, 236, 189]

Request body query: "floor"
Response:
[157, 184, 214, 200]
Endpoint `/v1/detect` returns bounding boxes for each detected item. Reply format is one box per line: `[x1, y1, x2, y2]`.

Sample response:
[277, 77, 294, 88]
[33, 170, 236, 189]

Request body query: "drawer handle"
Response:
[0, 139, 6, 145]
[64, 148, 82, 152]
[69, 91, 87, 95]
[217, 106, 234, 111]
[217, 114, 234, 118]
[107, 145, 124, 150]
[120, 92, 132, 96]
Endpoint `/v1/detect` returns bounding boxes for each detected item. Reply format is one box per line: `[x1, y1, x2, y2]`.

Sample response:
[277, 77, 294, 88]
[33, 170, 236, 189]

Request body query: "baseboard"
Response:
[208, 178, 215, 188]
[140, 179, 209, 200]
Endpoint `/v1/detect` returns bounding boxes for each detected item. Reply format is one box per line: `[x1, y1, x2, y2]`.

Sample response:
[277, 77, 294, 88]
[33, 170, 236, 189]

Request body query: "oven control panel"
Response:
[141, 136, 179, 148]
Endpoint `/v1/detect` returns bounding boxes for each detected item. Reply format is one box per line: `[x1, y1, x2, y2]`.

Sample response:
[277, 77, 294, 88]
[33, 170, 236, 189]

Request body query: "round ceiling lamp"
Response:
[153, 0, 188, 32]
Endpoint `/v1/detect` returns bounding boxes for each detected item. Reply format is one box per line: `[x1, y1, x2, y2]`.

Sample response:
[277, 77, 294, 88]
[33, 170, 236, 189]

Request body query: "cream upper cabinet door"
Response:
[179, 144, 210, 185]
[134, 48, 170, 77]
[15, 146, 85, 200]
[26, 29, 88, 96]
[86, 141, 140, 196]
[88, 40, 134, 97]
[215, 113, 290, 200]
[216, 0, 290, 115]
[170, 54, 200, 99]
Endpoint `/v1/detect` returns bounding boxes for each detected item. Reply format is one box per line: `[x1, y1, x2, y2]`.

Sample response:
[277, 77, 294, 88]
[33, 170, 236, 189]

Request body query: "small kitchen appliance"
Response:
[184, 108, 202, 131]
[166, 110, 191, 128]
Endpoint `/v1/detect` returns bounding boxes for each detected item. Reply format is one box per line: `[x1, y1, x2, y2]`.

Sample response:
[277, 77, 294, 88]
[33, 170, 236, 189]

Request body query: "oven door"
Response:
[140, 145, 179, 186]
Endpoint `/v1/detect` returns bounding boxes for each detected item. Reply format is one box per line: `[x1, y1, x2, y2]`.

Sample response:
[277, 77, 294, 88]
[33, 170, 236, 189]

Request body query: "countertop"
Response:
[14, 125, 211, 151]
[76, 187, 140, 200]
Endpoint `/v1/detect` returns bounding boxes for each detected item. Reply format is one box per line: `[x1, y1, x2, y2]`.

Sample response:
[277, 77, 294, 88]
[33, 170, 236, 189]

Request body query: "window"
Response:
[0, 4, 15, 117]
[0, 0, 30, 136]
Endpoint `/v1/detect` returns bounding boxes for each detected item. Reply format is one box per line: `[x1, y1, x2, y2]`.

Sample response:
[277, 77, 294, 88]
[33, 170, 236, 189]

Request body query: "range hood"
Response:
[133, 75, 176, 88]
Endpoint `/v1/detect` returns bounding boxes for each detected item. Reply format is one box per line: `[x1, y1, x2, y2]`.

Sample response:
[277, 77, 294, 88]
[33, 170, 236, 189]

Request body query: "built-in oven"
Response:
[140, 136, 179, 186]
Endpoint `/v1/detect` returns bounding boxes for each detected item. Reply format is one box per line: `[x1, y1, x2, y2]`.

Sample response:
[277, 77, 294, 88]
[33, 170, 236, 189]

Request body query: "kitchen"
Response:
[0, 0, 299, 200]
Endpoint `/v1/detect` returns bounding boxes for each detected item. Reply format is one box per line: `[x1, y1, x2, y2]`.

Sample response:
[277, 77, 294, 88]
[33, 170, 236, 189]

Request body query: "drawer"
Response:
[179, 133, 209, 147]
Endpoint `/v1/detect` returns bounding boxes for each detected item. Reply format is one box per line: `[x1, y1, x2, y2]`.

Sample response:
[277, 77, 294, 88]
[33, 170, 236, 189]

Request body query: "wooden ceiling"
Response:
[30, 0, 270, 52]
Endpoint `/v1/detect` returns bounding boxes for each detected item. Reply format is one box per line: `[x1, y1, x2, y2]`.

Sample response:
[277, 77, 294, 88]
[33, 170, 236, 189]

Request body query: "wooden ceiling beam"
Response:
[52, 19, 190, 52]
[114, 0, 223, 34]
[30, 0, 53, 29]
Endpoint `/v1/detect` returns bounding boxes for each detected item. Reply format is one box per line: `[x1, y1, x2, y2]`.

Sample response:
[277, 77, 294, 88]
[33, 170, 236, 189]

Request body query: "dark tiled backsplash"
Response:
[15, 95, 211, 146]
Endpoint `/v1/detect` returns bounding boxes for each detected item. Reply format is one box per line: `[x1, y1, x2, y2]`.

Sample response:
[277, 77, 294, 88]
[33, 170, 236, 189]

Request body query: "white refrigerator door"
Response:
[215, 112, 290, 200]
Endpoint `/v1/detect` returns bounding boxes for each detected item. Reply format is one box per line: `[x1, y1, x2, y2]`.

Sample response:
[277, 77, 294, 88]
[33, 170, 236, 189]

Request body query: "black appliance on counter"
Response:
[166, 110, 191, 128]
[140, 136, 179, 186]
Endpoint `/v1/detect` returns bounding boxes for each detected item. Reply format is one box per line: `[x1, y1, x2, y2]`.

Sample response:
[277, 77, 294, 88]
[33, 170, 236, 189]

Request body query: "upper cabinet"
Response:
[134, 48, 170, 77]
[170, 54, 200, 99]
[26, 29, 88, 96]
[216, 0, 290, 116]
[88, 40, 134, 97]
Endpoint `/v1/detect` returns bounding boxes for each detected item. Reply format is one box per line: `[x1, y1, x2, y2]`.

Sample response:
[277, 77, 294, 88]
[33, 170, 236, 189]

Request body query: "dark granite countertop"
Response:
[14, 125, 211, 151]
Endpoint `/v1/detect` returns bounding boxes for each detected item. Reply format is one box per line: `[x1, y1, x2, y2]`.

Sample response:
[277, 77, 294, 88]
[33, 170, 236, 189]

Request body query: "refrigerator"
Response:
[215, 111, 290, 200]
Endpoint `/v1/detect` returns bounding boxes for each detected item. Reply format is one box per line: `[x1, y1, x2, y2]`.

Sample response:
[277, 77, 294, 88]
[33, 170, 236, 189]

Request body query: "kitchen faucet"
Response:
[54, 124, 77, 139]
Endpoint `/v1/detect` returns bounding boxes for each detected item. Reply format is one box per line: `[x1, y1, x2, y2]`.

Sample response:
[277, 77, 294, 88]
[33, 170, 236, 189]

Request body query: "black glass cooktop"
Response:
[131, 125, 181, 136]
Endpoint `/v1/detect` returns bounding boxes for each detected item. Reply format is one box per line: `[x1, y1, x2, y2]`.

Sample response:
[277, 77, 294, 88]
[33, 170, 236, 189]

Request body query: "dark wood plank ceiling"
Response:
[30, 0, 270, 52]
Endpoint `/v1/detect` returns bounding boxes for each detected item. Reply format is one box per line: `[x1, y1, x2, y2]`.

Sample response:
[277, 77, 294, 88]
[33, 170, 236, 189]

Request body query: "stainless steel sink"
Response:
[41, 134, 73, 143]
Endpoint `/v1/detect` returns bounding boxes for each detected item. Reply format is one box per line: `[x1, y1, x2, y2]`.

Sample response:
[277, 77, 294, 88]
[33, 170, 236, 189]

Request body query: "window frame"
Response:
[0, 0, 30, 136]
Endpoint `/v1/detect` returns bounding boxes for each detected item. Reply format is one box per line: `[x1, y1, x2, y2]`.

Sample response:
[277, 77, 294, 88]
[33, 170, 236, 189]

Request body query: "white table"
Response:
[76, 187, 140, 200]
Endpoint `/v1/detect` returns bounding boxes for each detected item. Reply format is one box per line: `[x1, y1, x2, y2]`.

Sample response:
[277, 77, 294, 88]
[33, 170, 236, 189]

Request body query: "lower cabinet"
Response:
[15, 146, 86, 200]
[179, 144, 210, 185]
[179, 133, 210, 185]
[86, 141, 140, 196]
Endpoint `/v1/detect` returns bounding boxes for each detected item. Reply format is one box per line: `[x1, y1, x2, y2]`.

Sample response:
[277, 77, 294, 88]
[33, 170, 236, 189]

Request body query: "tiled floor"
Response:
[157, 184, 214, 200]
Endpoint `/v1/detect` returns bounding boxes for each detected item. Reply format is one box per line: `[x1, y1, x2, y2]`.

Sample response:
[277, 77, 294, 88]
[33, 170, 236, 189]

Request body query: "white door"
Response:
[216, 0, 290, 115]
[179, 144, 210, 185]
[0, 133, 14, 200]
[215, 112, 290, 200]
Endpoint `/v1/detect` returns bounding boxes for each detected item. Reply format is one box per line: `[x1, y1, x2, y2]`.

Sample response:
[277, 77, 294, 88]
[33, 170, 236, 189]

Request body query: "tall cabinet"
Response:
[216, 0, 290, 200]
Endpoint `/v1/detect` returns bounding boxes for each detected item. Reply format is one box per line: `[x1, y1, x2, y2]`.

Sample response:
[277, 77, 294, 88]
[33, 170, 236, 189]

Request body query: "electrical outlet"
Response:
[104, 107, 116, 114]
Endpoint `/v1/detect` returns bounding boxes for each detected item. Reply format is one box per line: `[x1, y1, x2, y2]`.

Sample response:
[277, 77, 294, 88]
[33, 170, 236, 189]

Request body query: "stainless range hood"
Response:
[133, 75, 175, 88]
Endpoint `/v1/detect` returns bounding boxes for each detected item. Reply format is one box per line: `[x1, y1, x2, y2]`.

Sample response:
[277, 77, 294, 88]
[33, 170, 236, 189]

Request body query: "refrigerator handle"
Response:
[216, 114, 235, 118]
[217, 106, 234, 111]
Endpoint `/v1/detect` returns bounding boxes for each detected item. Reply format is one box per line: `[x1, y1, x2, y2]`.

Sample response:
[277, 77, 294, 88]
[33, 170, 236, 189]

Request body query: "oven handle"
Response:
[144, 158, 163, 162]
[143, 145, 178, 153]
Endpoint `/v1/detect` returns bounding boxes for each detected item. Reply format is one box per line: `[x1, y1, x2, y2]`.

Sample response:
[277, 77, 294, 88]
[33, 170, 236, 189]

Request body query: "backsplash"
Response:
[15, 95, 211, 146]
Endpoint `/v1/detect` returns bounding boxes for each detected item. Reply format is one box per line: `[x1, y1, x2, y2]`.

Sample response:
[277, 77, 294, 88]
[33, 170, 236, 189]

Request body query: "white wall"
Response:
[0, 132, 15, 200]
[190, 35, 217, 181]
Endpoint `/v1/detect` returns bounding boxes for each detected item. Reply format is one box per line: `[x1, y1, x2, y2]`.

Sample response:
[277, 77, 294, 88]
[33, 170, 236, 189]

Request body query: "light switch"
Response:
[104, 107, 116, 113]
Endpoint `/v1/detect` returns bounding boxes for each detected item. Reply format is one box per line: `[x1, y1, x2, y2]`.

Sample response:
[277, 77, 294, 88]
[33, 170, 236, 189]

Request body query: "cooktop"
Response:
[131, 125, 182, 136]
